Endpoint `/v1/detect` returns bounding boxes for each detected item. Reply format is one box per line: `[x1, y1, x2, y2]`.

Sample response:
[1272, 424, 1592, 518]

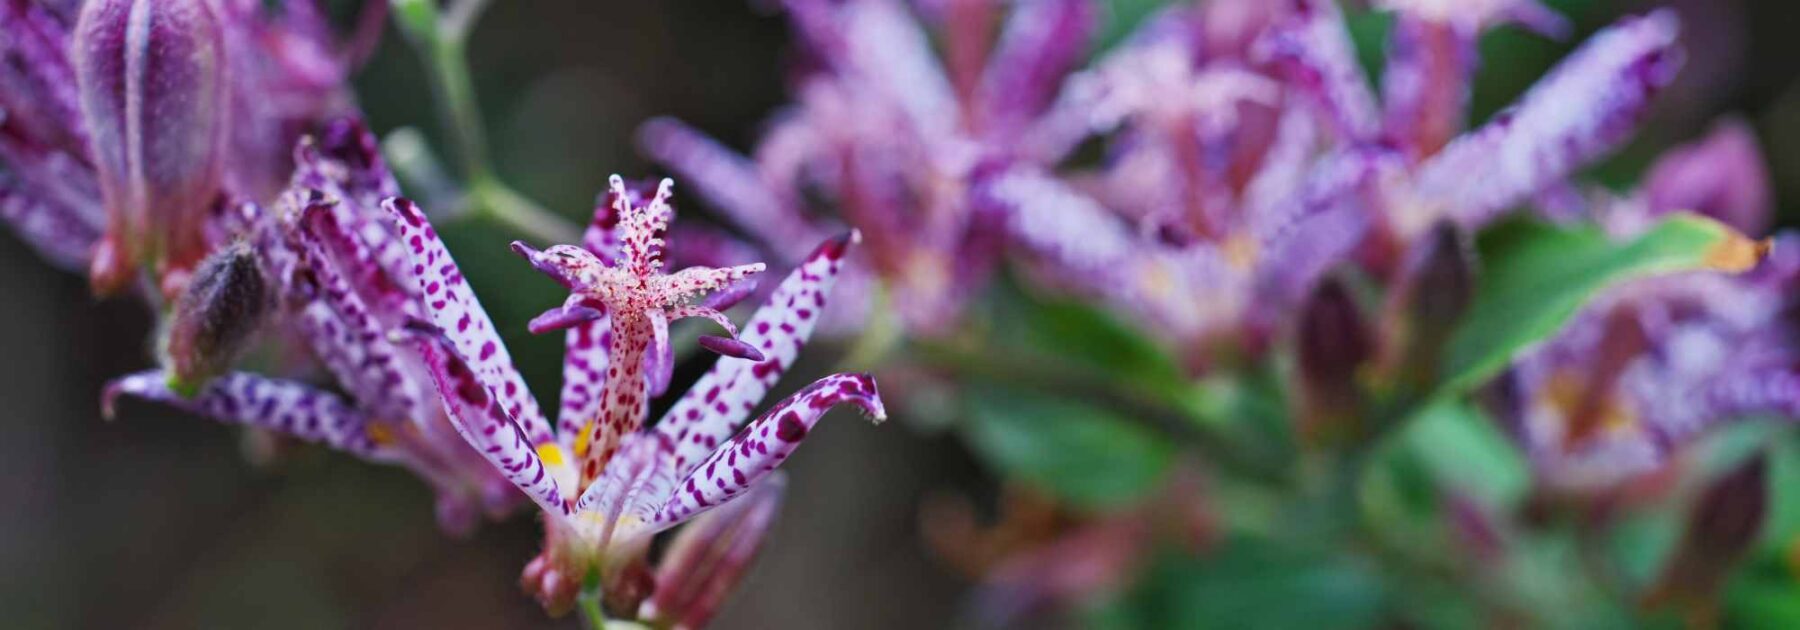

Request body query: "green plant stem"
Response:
[474, 180, 580, 244]
[579, 594, 608, 630]
[400, 1, 581, 243]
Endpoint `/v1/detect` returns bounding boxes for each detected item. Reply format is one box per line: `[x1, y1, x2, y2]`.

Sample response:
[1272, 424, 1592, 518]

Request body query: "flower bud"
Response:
[162, 241, 271, 396]
[1296, 277, 1373, 445]
[1380, 222, 1474, 391]
[1647, 451, 1768, 608]
[74, 0, 227, 295]
[641, 477, 786, 629]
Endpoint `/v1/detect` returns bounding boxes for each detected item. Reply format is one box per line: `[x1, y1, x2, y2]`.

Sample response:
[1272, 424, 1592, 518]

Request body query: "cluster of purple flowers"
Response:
[649, 0, 1794, 489]
[1, 0, 1795, 624]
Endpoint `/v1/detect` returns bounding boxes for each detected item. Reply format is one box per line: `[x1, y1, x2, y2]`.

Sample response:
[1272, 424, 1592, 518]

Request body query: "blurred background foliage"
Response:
[7, 0, 1800, 627]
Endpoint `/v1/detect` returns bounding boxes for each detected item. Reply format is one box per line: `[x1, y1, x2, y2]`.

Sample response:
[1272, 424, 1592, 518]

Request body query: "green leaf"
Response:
[962, 384, 1174, 510]
[1437, 213, 1761, 401]
[1726, 556, 1800, 629]
[1016, 291, 1188, 393]
[1090, 537, 1386, 630]
[1396, 402, 1529, 510]
[1094, 0, 1172, 57]
[389, 0, 441, 44]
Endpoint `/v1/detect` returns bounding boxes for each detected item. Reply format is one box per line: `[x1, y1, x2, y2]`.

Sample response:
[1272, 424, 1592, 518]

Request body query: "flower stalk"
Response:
[389, 0, 578, 244]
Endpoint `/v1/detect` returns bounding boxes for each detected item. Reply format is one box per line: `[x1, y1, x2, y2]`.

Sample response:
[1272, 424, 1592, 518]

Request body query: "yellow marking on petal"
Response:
[365, 423, 395, 446]
[1701, 232, 1771, 273]
[537, 442, 567, 467]
[1223, 234, 1259, 271]
[573, 421, 593, 458]
[1137, 260, 1173, 300]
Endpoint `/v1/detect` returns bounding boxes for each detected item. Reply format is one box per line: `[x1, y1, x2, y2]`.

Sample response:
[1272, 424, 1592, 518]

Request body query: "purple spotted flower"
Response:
[106, 119, 527, 536]
[0, 0, 371, 295]
[389, 177, 884, 617]
[1498, 126, 1799, 492]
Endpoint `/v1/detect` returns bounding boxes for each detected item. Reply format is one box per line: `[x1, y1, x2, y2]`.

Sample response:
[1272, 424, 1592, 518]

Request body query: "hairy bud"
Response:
[74, 0, 227, 295]
[163, 241, 270, 395]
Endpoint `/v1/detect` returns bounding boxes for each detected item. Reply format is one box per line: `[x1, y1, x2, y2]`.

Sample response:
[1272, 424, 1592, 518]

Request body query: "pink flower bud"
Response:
[73, 0, 227, 294]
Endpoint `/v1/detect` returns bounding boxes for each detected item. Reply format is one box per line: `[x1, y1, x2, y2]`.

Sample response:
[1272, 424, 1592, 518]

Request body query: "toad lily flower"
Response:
[106, 119, 529, 536]
[977, 3, 1683, 359]
[1499, 125, 1798, 492]
[641, 0, 1100, 335]
[389, 176, 885, 617]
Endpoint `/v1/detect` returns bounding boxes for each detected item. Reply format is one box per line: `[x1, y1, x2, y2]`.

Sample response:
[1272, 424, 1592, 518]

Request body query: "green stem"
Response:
[474, 181, 581, 244]
[425, 36, 491, 185]
[579, 593, 608, 630]
[395, 0, 581, 243]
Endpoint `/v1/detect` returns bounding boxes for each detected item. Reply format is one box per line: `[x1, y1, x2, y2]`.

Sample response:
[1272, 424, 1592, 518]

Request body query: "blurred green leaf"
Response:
[962, 384, 1174, 510]
[1762, 433, 1800, 553]
[1727, 556, 1800, 629]
[1436, 214, 1760, 403]
[1094, 0, 1170, 56]
[983, 278, 1199, 414]
[389, 0, 441, 44]
[1397, 402, 1529, 510]
[1090, 537, 1386, 630]
[1016, 293, 1188, 395]
[1344, 9, 1392, 87]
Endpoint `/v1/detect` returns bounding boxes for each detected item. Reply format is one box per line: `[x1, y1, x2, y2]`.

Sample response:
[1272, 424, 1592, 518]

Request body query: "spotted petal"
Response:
[1258, 0, 1381, 141]
[652, 373, 884, 526]
[640, 474, 787, 630]
[105, 371, 390, 459]
[410, 326, 569, 518]
[386, 196, 554, 445]
[557, 313, 613, 439]
[975, 0, 1097, 135]
[1408, 10, 1681, 232]
[650, 232, 858, 480]
[289, 208, 429, 425]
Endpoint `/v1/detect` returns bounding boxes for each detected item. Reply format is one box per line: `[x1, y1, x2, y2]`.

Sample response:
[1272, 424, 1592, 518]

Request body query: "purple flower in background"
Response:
[973, 2, 1699, 379]
[641, 0, 1690, 366]
[1499, 128, 1799, 492]
[390, 178, 884, 617]
[641, 0, 1099, 334]
[0, 0, 373, 296]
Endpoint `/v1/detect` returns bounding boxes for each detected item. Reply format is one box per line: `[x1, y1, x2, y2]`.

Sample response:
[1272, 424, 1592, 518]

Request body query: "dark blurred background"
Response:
[4, 0, 1800, 627]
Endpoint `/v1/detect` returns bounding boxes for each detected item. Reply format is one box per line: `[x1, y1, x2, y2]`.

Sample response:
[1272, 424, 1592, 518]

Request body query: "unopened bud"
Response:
[74, 0, 227, 294]
[1648, 452, 1768, 608]
[162, 241, 271, 395]
[1381, 222, 1474, 390]
[518, 552, 584, 618]
[642, 476, 786, 629]
[1296, 277, 1373, 445]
